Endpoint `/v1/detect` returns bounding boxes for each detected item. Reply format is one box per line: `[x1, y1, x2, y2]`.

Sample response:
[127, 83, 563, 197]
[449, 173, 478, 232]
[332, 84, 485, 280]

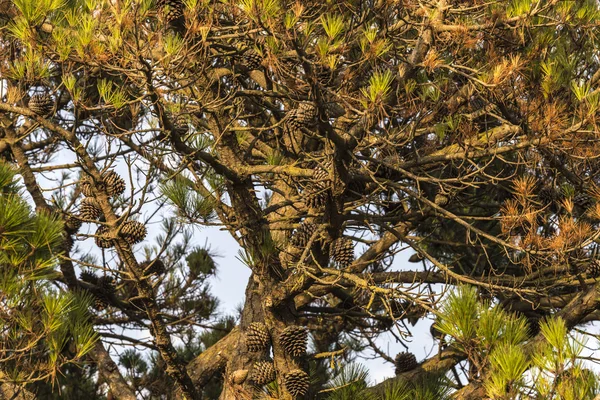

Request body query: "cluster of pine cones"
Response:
[289, 221, 355, 268]
[244, 322, 310, 397]
[64, 170, 147, 250]
[283, 100, 346, 211]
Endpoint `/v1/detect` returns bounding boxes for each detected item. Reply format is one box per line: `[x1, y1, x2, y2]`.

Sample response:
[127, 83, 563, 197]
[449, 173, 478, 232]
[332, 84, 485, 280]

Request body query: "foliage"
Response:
[324, 364, 452, 400]
[435, 287, 599, 399]
[1, 0, 600, 398]
[0, 161, 97, 388]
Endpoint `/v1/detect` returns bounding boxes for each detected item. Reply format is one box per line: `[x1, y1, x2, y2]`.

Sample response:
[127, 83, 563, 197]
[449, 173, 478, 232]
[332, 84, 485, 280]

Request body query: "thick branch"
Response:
[370, 347, 466, 395]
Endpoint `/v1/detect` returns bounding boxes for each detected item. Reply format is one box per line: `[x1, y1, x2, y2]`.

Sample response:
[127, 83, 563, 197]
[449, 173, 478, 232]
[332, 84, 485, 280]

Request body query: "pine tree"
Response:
[2, 0, 600, 398]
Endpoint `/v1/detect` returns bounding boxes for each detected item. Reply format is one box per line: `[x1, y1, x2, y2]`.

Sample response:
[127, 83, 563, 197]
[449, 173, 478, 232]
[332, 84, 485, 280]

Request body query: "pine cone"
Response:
[246, 322, 270, 352]
[250, 361, 276, 385]
[287, 109, 304, 132]
[394, 352, 417, 374]
[526, 315, 541, 337]
[315, 65, 335, 87]
[64, 213, 82, 233]
[314, 161, 332, 182]
[93, 275, 116, 310]
[287, 103, 318, 133]
[140, 259, 166, 275]
[324, 102, 345, 118]
[329, 237, 354, 268]
[79, 178, 95, 197]
[295, 102, 317, 127]
[64, 235, 75, 253]
[120, 221, 147, 244]
[304, 161, 331, 208]
[283, 369, 310, 398]
[574, 191, 594, 210]
[538, 185, 557, 204]
[279, 325, 308, 357]
[240, 49, 263, 71]
[28, 94, 53, 116]
[165, 7, 183, 24]
[97, 275, 116, 295]
[80, 270, 99, 285]
[434, 192, 449, 206]
[305, 187, 329, 209]
[161, 0, 184, 25]
[172, 115, 189, 135]
[95, 225, 113, 249]
[586, 259, 600, 278]
[290, 222, 317, 248]
[93, 297, 107, 311]
[103, 171, 126, 197]
[80, 198, 103, 220]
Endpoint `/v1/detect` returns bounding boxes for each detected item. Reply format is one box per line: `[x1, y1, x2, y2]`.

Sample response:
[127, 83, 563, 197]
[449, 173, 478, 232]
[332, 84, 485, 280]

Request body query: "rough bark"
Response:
[0, 384, 35, 400]
[218, 278, 267, 400]
[186, 328, 240, 388]
[93, 342, 137, 400]
[370, 348, 466, 396]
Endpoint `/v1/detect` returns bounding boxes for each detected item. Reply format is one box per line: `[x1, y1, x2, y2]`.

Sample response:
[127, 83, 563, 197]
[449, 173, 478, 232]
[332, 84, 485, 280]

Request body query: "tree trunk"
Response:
[218, 278, 266, 400]
[93, 342, 137, 400]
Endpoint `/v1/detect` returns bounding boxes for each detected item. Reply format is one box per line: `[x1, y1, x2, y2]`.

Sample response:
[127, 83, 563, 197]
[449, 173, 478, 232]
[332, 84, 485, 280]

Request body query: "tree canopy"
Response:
[1, 0, 600, 398]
